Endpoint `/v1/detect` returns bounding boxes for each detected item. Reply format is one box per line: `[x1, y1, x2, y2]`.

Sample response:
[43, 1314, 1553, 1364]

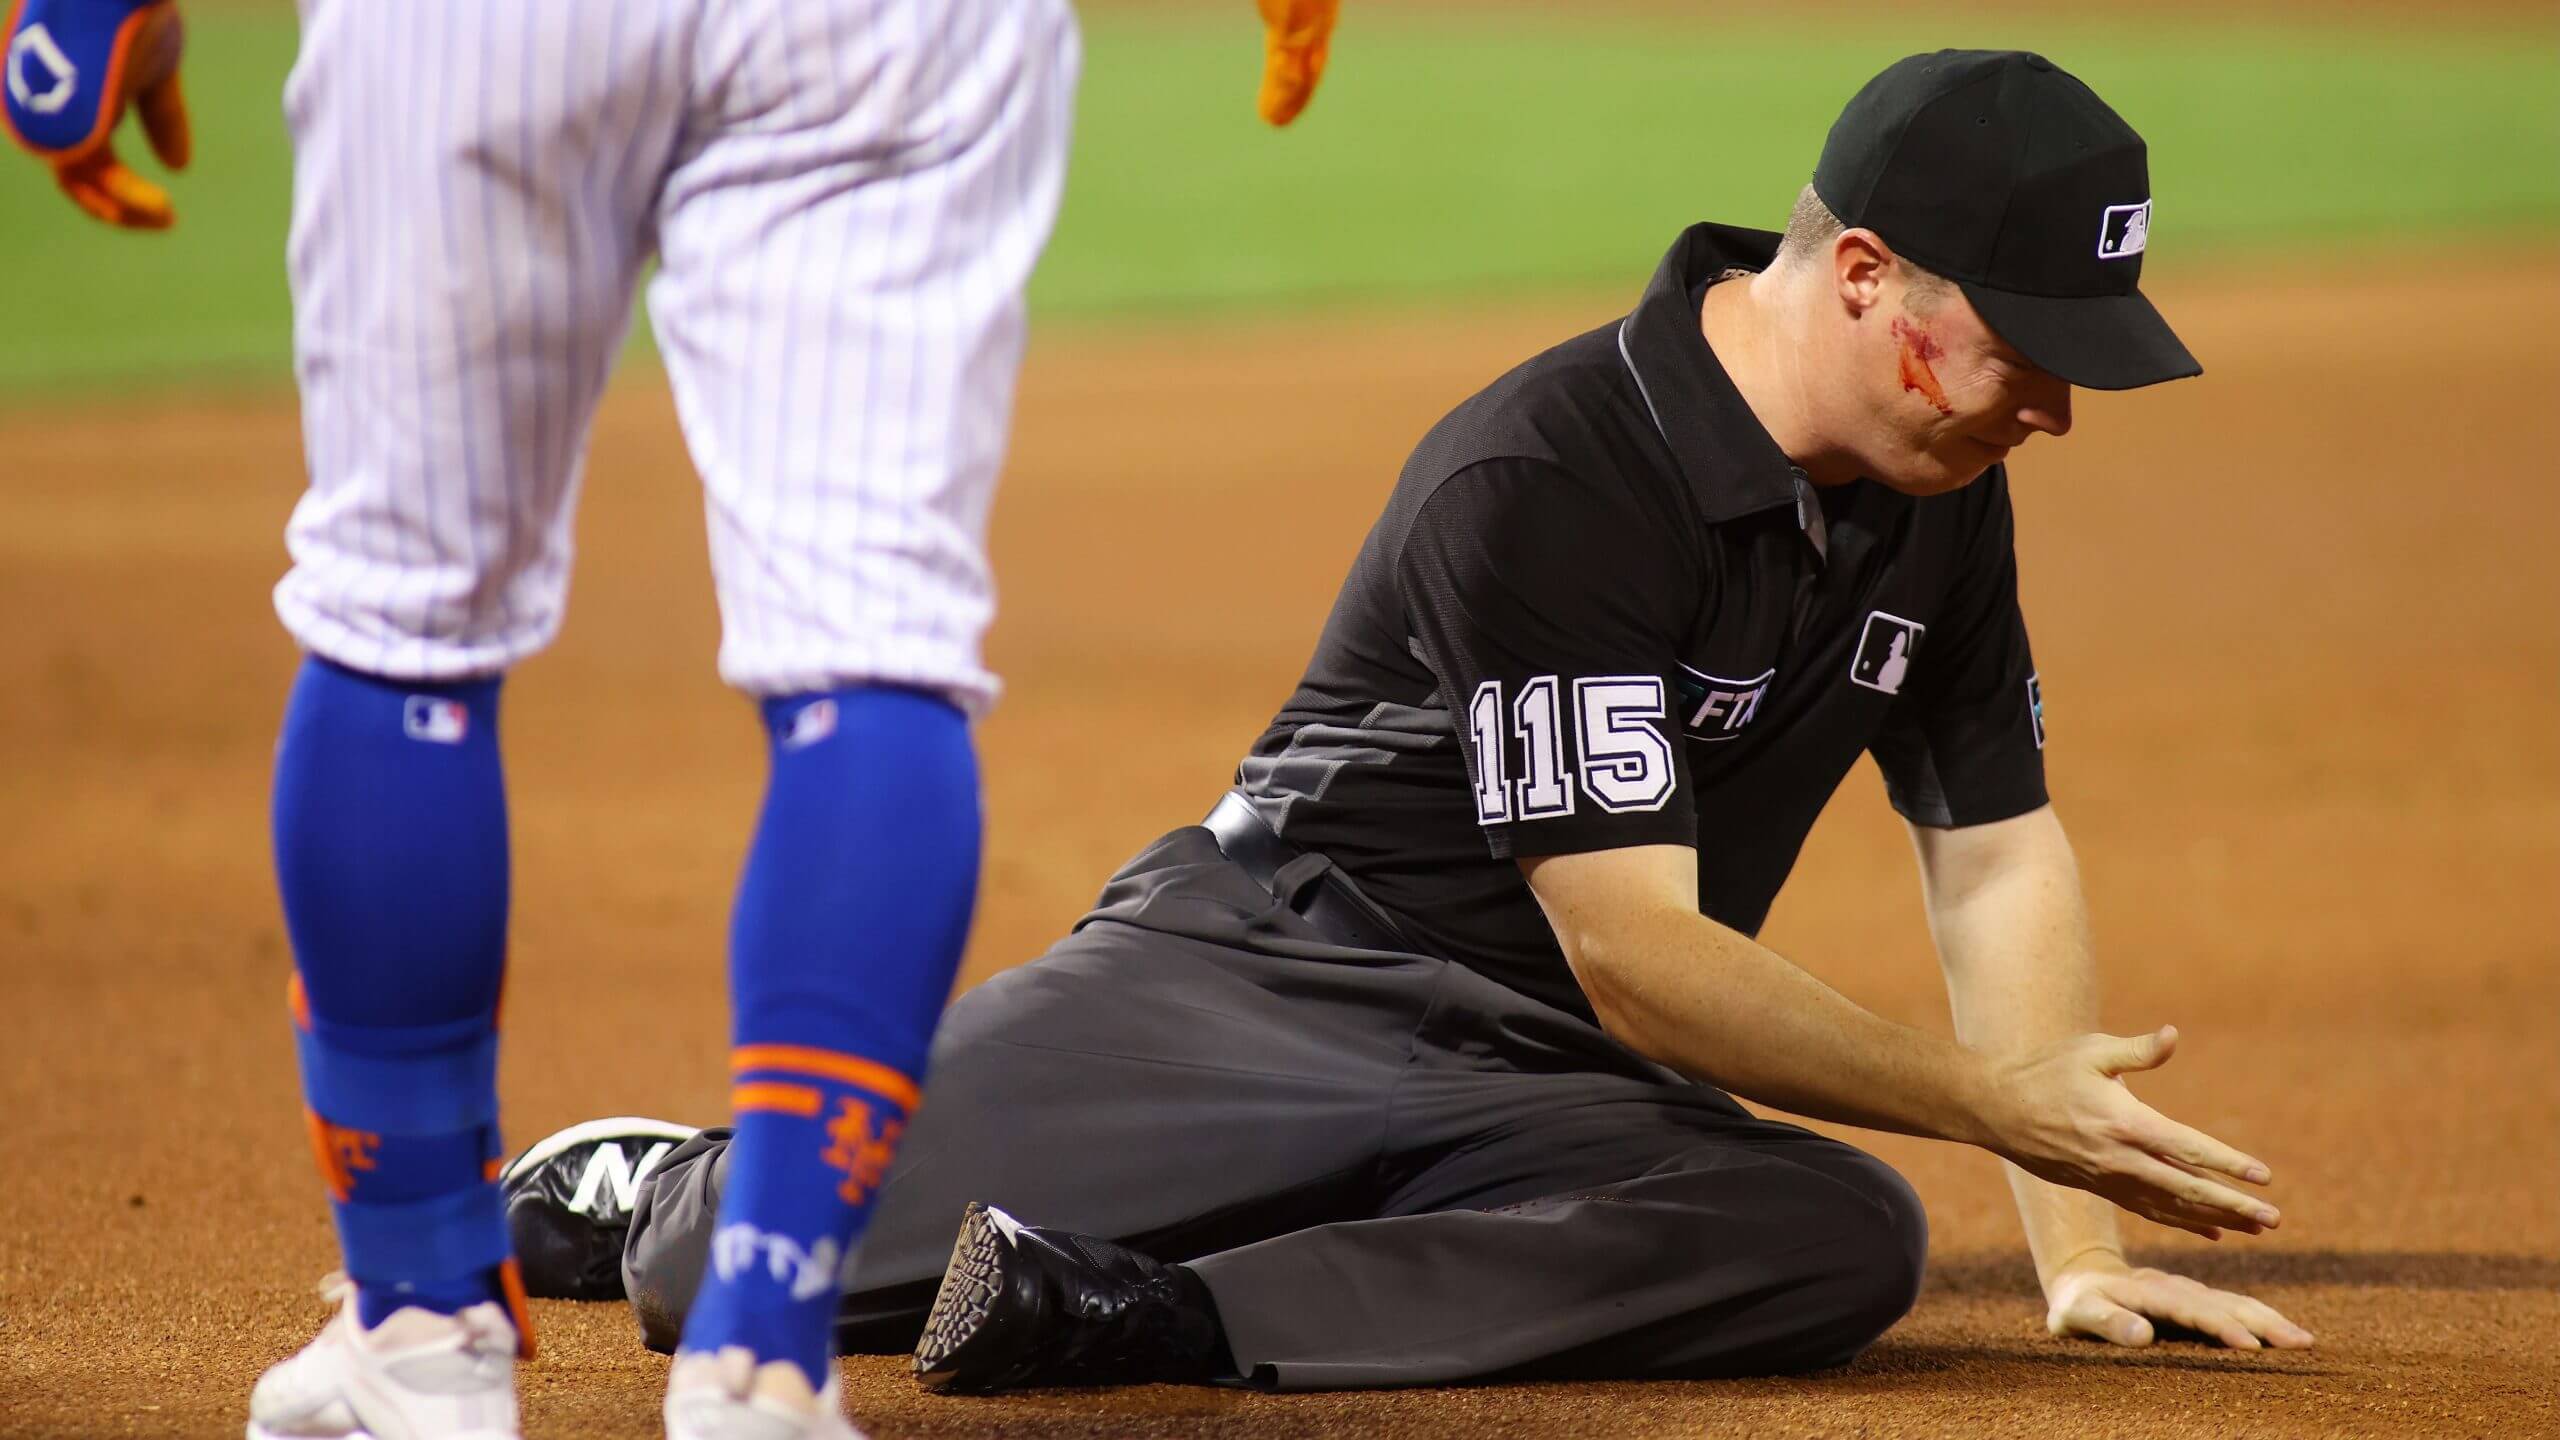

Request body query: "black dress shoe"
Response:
[500, 1117, 698, 1301]
[913, 1202, 1229, 1392]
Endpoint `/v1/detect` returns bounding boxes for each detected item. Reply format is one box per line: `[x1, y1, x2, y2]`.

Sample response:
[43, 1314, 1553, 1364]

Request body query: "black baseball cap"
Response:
[1813, 50, 2199, 391]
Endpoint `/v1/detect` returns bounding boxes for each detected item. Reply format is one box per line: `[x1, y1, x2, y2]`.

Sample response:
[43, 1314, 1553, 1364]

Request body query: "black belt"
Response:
[1202, 792, 1418, 955]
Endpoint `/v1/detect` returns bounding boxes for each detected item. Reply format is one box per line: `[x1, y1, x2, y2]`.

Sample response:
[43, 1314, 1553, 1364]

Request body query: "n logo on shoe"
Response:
[564, 1139, 678, 1217]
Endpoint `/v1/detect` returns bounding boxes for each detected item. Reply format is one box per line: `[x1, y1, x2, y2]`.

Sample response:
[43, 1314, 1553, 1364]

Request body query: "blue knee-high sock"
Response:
[678, 687, 981, 1389]
[273, 657, 513, 1330]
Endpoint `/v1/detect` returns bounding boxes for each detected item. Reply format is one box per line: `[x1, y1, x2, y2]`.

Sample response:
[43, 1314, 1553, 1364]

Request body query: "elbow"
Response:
[1517, 846, 1706, 1072]
[1589, 996, 1677, 1070]
[1561, 924, 1682, 1069]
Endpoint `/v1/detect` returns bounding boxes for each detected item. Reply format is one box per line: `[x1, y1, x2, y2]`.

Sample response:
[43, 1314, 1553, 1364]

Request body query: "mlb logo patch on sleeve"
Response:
[402, 696, 469, 744]
[1850, 612, 1926, 696]
[2028, 673, 2046, 748]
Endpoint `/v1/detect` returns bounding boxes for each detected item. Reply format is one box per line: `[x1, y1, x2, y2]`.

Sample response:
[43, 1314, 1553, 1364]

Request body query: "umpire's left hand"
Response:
[2045, 1253, 2316, 1351]
[4, 0, 190, 228]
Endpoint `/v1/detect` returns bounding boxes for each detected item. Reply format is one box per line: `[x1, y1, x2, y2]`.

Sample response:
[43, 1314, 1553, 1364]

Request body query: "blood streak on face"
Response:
[1891, 316, 1953, 416]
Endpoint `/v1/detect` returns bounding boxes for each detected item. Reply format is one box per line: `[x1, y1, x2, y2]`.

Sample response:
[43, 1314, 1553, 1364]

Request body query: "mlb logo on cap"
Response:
[2098, 200, 2151, 260]
[402, 696, 469, 744]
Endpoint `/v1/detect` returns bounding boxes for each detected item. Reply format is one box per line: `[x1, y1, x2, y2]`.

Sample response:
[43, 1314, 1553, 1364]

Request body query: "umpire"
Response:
[600, 50, 2313, 1391]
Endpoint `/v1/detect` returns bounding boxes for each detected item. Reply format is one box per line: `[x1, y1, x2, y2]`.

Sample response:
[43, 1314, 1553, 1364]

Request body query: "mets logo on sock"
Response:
[306, 1115, 380, 1202]
[821, 1096, 903, 1207]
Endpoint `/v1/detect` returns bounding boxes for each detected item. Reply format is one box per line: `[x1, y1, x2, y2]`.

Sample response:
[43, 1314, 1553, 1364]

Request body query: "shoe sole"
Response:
[912, 1201, 1015, 1392]
[499, 1116, 699, 1183]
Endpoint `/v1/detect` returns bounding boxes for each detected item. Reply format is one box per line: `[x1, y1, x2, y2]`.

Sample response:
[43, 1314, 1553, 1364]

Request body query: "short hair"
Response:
[1773, 184, 1953, 311]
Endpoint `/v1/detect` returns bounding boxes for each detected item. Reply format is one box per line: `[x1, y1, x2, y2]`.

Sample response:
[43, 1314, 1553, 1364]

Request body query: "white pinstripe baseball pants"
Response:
[274, 0, 1079, 708]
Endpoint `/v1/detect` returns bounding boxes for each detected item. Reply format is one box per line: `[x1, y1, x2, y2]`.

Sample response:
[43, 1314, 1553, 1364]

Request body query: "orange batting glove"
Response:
[1256, 0, 1339, 127]
[4, 0, 190, 229]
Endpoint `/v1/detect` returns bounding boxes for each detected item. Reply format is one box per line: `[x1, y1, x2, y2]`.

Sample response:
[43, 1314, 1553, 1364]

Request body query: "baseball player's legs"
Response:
[648, 0, 1079, 708]
[256, 4, 692, 1435]
[274, 0, 688, 681]
[637, 0, 1080, 1410]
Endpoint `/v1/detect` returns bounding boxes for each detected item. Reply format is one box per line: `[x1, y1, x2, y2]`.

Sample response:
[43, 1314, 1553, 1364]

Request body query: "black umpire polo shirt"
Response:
[1236, 221, 2049, 1025]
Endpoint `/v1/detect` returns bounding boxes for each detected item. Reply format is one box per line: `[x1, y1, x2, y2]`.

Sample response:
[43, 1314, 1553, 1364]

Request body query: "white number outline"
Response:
[1512, 676, 1573, 819]
[1571, 676, 1676, 813]
[1467, 680, 1510, 824]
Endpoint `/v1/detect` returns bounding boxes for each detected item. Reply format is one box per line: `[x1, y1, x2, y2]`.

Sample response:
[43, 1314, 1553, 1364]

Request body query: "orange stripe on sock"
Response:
[288, 973, 312, 1031]
[731, 1080, 824, 1117]
[729, 1045, 919, 1112]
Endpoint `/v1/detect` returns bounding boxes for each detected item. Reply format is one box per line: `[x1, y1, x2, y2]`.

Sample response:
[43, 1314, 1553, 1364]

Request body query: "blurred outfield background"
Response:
[1, 2, 2555, 395]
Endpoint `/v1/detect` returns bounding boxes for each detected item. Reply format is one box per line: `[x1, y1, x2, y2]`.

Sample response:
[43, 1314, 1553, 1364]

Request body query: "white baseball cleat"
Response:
[663, 1346, 868, 1440]
[247, 1272, 521, 1440]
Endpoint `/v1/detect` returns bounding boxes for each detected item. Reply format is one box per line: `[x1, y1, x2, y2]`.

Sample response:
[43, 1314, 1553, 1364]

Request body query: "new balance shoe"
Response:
[911, 1202, 1228, 1393]
[247, 1272, 520, 1440]
[663, 1347, 866, 1440]
[501, 1116, 699, 1301]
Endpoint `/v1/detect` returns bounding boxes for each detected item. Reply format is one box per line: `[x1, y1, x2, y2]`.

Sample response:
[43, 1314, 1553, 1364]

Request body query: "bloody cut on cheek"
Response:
[1891, 317, 1953, 416]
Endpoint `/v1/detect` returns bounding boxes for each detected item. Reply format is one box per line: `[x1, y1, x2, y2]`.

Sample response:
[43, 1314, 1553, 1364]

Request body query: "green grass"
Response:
[2, 8, 2554, 395]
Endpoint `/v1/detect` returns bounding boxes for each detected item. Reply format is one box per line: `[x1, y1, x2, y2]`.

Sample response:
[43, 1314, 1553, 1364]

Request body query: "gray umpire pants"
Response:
[623, 824, 1926, 1390]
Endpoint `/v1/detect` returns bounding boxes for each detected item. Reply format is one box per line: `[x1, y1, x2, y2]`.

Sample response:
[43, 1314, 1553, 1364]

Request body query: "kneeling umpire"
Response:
[603, 50, 2313, 1391]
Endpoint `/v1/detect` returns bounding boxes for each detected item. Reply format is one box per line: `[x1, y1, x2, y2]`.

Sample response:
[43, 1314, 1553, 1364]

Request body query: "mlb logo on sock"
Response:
[1850, 612, 1926, 696]
[402, 696, 469, 744]
[780, 698, 838, 751]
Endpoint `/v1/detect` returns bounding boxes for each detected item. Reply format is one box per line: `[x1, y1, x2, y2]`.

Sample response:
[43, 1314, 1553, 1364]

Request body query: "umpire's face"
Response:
[1849, 242, 2075, 496]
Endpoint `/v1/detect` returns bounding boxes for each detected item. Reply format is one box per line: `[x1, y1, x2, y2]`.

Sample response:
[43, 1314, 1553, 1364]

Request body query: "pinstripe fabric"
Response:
[273, 0, 1080, 710]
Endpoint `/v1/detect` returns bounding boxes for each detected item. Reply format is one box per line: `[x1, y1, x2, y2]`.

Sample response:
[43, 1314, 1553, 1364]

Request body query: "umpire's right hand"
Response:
[1978, 1025, 2284, 1239]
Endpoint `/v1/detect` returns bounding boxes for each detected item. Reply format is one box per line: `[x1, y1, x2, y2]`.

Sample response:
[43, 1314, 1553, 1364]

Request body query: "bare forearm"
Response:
[1919, 810, 2125, 1283]
[1525, 839, 2280, 1245]
[1568, 906, 1992, 1145]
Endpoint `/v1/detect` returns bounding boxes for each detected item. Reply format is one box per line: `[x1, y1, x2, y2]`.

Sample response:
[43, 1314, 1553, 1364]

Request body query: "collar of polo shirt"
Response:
[1615, 223, 1815, 537]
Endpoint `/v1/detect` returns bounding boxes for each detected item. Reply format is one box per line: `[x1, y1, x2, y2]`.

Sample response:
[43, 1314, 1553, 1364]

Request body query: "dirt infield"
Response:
[3, 254, 2555, 1438]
